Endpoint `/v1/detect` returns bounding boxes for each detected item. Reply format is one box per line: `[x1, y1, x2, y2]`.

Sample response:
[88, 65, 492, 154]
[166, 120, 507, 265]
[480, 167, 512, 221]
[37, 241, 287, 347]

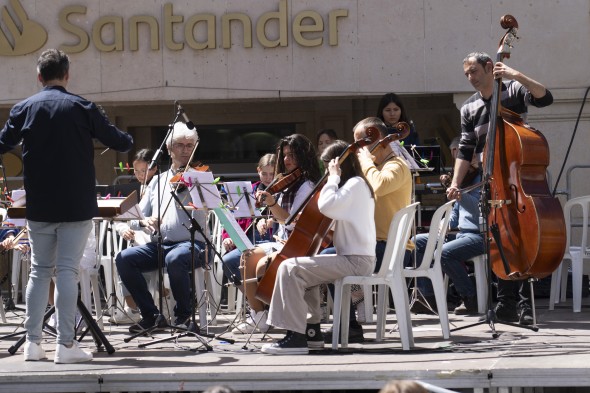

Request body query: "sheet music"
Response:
[390, 141, 423, 171]
[212, 207, 254, 252]
[182, 171, 223, 209]
[224, 181, 262, 218]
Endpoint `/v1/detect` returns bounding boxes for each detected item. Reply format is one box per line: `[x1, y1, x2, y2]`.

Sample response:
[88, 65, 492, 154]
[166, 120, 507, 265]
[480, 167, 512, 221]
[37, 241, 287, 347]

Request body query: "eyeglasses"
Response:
[172, 143, 195, 151]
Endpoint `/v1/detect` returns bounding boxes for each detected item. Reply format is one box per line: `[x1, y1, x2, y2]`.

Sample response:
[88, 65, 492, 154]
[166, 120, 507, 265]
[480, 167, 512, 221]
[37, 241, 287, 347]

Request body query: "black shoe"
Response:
[128, 315, 167, 334]
[518, 307, 534, 326]
[494, 302, 518, 322]
[261, 330, 308, 355]
[454, 296, 478, 315]
[306, 323, 325, 350]
[410, 295, 437, 315]
[322, 324, 364, 344]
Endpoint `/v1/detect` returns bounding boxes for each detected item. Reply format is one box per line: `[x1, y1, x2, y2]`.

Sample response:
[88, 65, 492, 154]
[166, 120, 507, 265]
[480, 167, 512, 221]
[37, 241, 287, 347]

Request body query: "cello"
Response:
[254, 125, 409, 304]
[483, 15, 566, 280]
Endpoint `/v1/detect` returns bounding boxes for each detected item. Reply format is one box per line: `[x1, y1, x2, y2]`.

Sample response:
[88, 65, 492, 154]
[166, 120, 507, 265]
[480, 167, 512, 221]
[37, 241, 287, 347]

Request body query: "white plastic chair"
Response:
[444, 254, 488, 314]
[401, 200, 455, 340]
[332, 202, 419, 351]
[549, 195, 590, 312]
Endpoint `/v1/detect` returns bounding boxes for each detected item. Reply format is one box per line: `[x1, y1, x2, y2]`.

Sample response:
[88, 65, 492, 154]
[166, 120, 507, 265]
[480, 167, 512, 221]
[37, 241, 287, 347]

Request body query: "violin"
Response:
[169, 161, 209, 192]
[255, 168, 302, 208]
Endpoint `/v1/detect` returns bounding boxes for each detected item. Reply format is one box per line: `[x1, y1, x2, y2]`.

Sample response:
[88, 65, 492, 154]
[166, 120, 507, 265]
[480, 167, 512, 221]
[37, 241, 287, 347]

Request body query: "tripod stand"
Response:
[137, 190, 219, 350]
[451, 180, 539, 336]
[7, 298, 115, 355]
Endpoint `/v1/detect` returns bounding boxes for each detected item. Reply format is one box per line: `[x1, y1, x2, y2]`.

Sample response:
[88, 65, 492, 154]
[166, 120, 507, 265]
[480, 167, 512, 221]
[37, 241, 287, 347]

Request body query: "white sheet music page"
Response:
[182, 170, 223, 209]
[224, 181, 262, 218]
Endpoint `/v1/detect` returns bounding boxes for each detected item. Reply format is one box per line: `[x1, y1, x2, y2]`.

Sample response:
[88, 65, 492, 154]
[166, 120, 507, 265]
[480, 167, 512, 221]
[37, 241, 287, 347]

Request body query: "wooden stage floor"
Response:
[0, 297, 589, 393]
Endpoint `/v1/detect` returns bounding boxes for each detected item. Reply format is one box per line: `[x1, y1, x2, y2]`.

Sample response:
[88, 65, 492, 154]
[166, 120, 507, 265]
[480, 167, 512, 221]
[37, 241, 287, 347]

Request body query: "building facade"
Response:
[0, 0, 588, 199]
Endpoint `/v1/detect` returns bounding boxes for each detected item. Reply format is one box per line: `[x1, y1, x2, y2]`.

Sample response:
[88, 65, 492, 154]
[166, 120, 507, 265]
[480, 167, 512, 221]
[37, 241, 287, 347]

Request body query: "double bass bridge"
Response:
[488, 199, 512, 208]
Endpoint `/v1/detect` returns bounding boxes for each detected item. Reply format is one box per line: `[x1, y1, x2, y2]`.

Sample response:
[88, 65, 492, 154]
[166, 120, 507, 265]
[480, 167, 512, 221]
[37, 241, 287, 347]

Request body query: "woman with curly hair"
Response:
[230, 134, 321, 334]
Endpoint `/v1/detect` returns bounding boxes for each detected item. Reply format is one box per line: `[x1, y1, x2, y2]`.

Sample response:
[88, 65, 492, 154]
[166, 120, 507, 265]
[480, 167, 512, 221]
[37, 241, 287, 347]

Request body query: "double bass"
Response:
[483, 15, 566, 280]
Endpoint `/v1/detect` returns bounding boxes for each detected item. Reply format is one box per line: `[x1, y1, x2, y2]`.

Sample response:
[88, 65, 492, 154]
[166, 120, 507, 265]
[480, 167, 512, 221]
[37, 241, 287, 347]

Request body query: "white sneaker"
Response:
[108, 307, 141, 324]
[232, 310, 270, 334]
[24, 341, 47, 361]
[54, 341, 93, 364]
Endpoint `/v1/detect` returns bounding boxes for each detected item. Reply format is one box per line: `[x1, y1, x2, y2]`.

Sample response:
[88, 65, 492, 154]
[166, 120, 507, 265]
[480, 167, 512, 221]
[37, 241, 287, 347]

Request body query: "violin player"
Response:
[321, 117, 413, 344]
[448, 51, 554, 325]
[233, 134, 321, 335]
[115, 121, 209, 333]
[220, 153, 277, 291]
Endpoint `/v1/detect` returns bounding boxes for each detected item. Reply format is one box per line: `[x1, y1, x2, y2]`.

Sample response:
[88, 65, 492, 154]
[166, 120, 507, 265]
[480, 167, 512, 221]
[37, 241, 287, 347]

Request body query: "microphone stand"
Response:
[139, 190, 233, 349]
[125, 110, 181, 343]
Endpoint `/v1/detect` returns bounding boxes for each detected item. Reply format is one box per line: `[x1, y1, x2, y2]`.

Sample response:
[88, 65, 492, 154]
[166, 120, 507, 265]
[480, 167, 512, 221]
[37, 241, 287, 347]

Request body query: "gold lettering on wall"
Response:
[52, 1, 350, 55]
[293, 11, 323, 47]
[93, 16, 124, 51]
[129, 16, 159, 51]
[221, 13, 253, 49]
[256, 0, 287, 48]
[59, 5, 89, 53]
[185, 14, 216, 50]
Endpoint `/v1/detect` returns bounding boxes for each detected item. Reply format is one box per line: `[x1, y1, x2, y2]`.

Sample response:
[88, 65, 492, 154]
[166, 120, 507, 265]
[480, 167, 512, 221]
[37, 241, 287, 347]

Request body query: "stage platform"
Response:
[0, 297, 589, 393]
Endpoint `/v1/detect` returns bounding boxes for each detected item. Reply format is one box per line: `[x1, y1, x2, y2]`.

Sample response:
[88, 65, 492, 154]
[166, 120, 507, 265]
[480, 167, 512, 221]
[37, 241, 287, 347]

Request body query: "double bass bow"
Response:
[483, 15, 566, 280]
[254, 128, 381, 304]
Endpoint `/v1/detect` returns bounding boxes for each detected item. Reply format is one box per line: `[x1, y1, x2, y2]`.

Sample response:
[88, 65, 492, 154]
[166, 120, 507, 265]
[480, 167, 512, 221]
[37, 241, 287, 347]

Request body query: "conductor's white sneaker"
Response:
[24, 341, 47, 361]
[54, 341, 93, 364]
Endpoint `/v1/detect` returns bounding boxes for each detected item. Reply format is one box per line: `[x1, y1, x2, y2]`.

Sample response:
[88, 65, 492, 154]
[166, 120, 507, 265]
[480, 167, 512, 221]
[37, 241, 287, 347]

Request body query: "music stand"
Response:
[136, 170, 226, 350]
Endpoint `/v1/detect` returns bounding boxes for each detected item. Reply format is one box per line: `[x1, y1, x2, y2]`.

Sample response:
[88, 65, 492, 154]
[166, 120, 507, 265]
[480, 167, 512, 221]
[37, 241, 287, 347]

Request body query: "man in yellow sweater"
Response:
[323, 117, 412, 343]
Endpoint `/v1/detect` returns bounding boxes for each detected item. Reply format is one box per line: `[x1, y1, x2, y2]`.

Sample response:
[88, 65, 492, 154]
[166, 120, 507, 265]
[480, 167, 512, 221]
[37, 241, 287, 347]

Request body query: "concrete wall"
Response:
[0, 0, 588, 198]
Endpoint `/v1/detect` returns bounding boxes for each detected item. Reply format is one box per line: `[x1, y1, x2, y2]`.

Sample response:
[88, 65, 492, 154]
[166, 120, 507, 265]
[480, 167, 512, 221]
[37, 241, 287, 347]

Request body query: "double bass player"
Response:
[447, 51, 554, 325]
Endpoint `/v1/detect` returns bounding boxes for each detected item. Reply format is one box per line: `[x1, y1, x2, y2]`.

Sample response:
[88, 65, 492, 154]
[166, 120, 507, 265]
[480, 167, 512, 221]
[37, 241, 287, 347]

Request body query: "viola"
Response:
[369, 122, 410, 153]
[255, 127, 380, 304]
[482, 15, 566, 280]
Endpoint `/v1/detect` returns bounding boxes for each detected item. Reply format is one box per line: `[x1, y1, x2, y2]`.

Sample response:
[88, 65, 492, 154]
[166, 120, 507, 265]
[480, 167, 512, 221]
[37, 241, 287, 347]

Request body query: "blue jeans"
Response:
[413, 232, 484, 298]
[115, 240, 205, 321]
[25, 220, 93, 346]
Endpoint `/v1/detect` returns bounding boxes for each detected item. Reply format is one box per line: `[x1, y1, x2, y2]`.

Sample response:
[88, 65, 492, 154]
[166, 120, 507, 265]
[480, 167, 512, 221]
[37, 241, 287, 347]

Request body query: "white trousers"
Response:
[267, 254, 374, 334]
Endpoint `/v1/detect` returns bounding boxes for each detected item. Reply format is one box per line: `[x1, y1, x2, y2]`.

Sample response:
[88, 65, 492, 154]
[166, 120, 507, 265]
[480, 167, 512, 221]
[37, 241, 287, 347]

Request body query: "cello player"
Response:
[447, 51, 554, 325]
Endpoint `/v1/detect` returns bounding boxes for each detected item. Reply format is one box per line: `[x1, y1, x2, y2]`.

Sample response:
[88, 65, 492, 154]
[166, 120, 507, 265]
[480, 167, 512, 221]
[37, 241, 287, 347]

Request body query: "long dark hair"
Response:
[376, 93, 409, 124]
[320, 140, 374, 199]
[275, 134, 321, 183]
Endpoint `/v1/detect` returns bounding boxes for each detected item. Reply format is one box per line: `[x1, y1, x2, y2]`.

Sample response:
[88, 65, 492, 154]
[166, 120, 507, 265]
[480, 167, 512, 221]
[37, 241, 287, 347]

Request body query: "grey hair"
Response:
[165, 122, 198, 148]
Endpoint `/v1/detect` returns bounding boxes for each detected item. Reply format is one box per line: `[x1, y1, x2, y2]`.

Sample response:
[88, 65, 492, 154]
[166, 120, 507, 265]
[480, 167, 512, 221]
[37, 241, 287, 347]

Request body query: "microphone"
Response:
[175, 101, 196, 130]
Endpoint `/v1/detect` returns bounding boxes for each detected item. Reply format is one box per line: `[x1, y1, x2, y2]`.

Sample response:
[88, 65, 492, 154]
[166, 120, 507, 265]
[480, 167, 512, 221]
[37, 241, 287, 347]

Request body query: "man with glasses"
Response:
[116, 121, 208, 333]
